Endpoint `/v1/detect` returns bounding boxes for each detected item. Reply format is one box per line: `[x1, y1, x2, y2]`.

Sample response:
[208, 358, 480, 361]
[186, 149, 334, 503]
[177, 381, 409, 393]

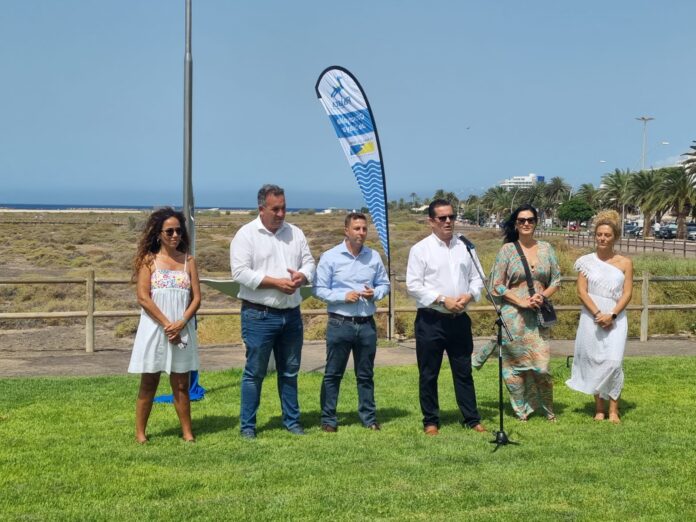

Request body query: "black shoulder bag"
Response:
[513, 241, 557, 328]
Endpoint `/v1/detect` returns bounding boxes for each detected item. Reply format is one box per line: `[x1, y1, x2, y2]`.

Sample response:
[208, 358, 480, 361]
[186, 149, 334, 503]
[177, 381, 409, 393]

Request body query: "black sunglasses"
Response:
[163, 227, 183, 237]
[434, 214, 457, 223]
[516, 217, 537, 225]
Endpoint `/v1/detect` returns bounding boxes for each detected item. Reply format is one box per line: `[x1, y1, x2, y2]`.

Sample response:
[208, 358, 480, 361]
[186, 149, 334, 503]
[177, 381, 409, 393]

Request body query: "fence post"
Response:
[389, 271, 396, 340]
[640, 272, 649, 342]
[86, 270, 95, 353]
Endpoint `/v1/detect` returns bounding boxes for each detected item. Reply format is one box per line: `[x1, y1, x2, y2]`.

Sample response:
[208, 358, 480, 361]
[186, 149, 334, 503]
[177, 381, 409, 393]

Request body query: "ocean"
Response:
[0, 203, 325, 212]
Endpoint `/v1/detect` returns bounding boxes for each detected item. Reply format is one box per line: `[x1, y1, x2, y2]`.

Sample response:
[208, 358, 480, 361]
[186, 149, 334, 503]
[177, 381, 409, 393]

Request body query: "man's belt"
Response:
[328, 312, 373, 324]
[418, 307, 465, 319]
[241, 300, 298, 313]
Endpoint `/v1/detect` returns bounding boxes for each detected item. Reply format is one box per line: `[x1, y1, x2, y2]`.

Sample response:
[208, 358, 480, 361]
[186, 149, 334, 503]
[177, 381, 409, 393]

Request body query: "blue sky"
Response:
[1, 1, 694, 208]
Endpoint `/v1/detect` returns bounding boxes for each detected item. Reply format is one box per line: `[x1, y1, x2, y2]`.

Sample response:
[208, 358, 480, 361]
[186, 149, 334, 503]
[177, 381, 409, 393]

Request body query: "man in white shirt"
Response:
[406, 199, 487, 436]
[230, 184, 316, 438]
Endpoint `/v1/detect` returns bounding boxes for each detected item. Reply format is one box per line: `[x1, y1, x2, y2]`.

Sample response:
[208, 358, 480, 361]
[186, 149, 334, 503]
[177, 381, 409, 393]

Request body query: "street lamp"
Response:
[636, 116, 654, 170]
[510, 185, 523, 212]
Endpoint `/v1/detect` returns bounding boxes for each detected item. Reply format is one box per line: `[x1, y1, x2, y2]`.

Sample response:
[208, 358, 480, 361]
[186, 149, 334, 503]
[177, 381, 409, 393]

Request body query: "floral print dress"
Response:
[128, 258, 199, 374]
[475, 241, 562, 419]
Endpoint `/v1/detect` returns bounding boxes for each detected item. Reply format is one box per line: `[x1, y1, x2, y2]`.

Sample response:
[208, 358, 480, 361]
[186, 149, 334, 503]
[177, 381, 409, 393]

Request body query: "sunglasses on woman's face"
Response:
[516, 217, 537, 225]
[163, 227, 183, 237]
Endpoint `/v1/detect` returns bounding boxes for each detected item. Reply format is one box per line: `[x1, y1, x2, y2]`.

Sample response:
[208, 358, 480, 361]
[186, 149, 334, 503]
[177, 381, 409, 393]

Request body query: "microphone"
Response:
[458, 234, 475, 250]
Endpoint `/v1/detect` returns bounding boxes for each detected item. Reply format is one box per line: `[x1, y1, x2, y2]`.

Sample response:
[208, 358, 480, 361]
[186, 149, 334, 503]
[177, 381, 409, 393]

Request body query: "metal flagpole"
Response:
[154, 0, 203, 405]
[183, 0, 205, 401]
[183, 0, 194, 254]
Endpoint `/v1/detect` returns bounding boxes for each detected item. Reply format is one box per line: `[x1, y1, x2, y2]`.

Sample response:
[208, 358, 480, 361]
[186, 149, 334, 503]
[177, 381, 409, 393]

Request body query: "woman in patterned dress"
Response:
[128, 208, 201, 443]
[475, 205, 561, 421]
[566, 210, 632, 423]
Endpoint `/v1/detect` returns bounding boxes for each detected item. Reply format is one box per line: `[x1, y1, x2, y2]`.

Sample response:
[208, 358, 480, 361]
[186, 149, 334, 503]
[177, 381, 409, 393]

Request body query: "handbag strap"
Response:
[513, 241, 536, 298]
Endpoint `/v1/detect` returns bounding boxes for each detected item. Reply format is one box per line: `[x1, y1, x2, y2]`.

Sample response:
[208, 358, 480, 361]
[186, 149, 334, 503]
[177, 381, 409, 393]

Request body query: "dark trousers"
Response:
[320, 316, 377, 428]
[415, 308, 481, 428]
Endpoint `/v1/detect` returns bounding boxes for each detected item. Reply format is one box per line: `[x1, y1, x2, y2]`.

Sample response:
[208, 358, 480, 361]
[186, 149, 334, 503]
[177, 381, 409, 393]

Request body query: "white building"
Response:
[499, 173, 545, 191]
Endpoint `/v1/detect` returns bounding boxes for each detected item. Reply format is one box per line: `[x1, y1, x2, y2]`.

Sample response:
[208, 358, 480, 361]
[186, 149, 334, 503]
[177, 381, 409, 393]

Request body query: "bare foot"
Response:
[593, 413, 606, 421]
[608, 414, 621, 424]
[135, 435, 149, 444]
[547, 415, 557, 423]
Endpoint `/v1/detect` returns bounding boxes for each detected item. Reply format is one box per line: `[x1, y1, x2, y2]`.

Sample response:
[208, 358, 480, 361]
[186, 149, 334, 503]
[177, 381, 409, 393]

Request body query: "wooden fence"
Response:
[535, 230, 696, 257]
[2, 272, 695, 352]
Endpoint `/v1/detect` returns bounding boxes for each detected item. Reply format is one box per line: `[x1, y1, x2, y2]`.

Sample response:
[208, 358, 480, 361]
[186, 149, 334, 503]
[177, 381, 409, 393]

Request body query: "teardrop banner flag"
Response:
[315, 66, 390, 262]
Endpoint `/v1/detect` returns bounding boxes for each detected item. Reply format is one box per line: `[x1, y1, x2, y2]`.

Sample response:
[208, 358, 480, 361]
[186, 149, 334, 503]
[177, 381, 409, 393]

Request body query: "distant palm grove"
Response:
[391, 141, 696, 240]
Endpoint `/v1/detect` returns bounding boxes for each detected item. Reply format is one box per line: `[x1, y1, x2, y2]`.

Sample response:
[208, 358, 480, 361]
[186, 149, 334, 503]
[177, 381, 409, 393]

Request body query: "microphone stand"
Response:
[459, 235, 517, 451]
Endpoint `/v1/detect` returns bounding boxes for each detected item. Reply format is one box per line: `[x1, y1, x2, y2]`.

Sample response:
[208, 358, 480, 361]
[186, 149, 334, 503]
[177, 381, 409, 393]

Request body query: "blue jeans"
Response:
[320, 316, 377, 428]
[240, 306, 303, 432]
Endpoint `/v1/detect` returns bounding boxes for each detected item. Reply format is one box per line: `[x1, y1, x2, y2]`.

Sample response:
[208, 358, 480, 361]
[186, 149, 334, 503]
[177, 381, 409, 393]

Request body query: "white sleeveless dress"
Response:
[566, 253, 627, 400]
[128, 258, 199, 374]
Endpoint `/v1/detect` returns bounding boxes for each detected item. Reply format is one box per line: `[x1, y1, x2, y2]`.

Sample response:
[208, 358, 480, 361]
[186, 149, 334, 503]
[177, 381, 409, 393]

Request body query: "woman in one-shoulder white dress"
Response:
[566, 211, 633, 423]
[128, 208, 201, 443]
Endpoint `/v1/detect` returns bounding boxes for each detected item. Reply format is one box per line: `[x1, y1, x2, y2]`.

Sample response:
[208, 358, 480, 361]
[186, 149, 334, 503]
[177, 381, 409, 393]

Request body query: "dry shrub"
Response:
[114, 318, 138, 338]
[303, 315, 327, 341]
[197, 315, 242, 345]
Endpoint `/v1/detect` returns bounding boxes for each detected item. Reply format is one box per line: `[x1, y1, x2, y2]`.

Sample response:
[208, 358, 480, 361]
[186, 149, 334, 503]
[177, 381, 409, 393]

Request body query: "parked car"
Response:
[658, 224, 678, 239]
[624, 221, 638, 234]
[628, 226, 643, 238]
[687, 224, 696, 241]
[624, 224, 639, 236]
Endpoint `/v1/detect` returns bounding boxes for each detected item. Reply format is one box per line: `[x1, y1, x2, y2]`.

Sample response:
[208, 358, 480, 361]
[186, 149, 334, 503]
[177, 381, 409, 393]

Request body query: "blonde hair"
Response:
[594, 209, 621, 239]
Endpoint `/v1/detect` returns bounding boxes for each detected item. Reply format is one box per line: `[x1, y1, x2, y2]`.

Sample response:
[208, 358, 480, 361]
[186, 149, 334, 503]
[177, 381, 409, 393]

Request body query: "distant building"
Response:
[499, 173, 544, 191]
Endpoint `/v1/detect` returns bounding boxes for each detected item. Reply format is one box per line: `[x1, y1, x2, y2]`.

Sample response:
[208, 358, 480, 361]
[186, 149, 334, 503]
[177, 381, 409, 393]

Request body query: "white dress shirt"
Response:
[406, 233, 484, 312]
[230, 216, 316, 309]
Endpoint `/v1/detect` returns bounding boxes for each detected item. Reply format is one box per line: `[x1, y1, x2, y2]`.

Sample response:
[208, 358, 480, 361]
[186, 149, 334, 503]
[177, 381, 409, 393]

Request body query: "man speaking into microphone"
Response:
[406, 199, 487, 436]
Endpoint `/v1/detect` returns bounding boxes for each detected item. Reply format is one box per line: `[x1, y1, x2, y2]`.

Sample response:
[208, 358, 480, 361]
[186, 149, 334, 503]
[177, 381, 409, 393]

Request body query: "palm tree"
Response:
[432, 189, 459, 210]
[576, 183, 600, 210]
[409, 192, 419, 207]
[629, 170, 664, 238]
[656, 166, 696, 239]
[481, 186, 511, 224]
[518, 183, 547, 209]
[545, 176, 571, 203]
[682, 141, 696, 175]
[543, 177, 571, 224]
[599, 169, 633, 236]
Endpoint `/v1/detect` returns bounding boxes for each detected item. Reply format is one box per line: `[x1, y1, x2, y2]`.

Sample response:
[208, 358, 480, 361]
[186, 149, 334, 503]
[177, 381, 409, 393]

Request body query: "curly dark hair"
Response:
[502, 204, 538, 243]
[132, 207, 189, 280]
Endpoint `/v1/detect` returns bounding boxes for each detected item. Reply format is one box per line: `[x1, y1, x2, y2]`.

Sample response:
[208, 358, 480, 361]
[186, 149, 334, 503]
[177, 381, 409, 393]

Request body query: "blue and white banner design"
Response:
[315, 66, 390, 259]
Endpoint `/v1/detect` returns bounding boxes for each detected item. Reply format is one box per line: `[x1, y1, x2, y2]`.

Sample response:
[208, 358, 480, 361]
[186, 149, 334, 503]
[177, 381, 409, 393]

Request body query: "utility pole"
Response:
[636, 116, 654, 171]
[183, 0, 194, 254]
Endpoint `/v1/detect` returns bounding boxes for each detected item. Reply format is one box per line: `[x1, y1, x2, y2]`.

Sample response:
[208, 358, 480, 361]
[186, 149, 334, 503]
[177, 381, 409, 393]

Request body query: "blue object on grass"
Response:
[153, 370, 206, 403]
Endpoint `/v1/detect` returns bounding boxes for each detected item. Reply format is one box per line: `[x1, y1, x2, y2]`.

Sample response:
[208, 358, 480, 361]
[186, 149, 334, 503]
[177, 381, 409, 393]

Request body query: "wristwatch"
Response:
[611, 313, 617, 320]
[437, 295, 446, 307]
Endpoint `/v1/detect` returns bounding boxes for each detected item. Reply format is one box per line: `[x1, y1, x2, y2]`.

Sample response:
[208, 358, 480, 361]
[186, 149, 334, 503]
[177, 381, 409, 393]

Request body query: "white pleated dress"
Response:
[566, 253, 627, 400]
[128, 259, 199, 374]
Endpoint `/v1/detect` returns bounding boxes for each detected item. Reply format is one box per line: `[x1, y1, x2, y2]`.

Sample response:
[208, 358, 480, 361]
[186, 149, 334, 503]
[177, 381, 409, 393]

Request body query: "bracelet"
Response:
[593, 310, 601, 317]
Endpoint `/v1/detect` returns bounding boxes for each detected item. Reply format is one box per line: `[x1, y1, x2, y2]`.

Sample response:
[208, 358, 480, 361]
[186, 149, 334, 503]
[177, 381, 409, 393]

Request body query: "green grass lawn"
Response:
[1, 358, 695, 520]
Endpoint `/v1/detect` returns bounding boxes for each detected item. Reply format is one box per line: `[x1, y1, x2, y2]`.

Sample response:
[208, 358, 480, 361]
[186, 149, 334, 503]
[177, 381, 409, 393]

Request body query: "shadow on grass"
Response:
[259, 407, 410, 431]
[202, 382, 238, 395]
[572, 399, 637, 418]
[155, 414, 238, 438]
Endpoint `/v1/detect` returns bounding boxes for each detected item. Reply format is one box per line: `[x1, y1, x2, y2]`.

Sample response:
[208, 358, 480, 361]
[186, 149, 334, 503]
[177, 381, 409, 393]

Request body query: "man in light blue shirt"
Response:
[313, 212, 390, 432]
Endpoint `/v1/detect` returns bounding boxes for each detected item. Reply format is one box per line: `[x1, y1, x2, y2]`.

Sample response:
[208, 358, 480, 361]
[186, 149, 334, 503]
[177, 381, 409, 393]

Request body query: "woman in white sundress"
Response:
[128, 207, 201, 443]
[566, 210, 633, 424]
